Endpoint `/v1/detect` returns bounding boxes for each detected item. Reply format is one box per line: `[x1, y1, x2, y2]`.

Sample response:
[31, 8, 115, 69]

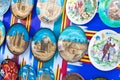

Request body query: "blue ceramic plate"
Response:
[88, 30, 120, 71]
[99, 0, 120, 28]
[18, 65, 36, 80]
[36, 67, 54, 80]
[58, 26, 88, 62]
[66, 0, 98, 24]
[31, 28, 56, 61]
[0, 21, 5, 46]
[11, 0, 34, 19]
[6, 23, 29, 55]
[0, 0, 10, 16]
[36, 0, 64, 23]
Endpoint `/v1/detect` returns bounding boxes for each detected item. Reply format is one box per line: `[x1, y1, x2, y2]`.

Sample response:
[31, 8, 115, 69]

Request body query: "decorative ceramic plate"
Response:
[36, 0, 64, 23]
[58, 26, 87, 62]
[18, 65, 36, 80]
[0, 21, 5, 46]
[88, 30, 120, 71]
[0, 0, 10, 16]
[99, 0, 120, 28]
[6, 23, 29, 55]
[63, 73, 84, 80]
[11, 0, 34, 19]
[66, 0, 98, 24]
[36, 67, 54, 80]
[31, 28, 56, 61]
[0, 59, 18, 80]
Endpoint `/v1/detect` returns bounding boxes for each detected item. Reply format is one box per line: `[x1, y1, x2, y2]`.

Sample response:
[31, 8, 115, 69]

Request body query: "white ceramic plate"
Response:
[88, 30, 120, 71]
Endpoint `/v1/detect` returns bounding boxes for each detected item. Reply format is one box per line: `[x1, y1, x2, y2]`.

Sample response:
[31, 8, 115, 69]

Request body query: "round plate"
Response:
[58, 26, 87, 62]
[6, 23, 29, 55]
[66, 0, 98, 24]
[0, 59, 18, 80]
[31, 28, 56, 61]
[18, 65, 36, 80]
[88, 30, 120, 71]
[0, 21, 5, 46]
[11, 0, 34, 19]
[36, 0, 64, 23]
[0, 0, 10, 16]
[36, 67, 54, 80]
[94, 77, 108, 80]
[99, 0, 120, 28]
[63, 73, 84, 80]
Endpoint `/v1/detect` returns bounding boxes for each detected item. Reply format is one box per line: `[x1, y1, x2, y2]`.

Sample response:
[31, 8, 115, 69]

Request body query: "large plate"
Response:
[88, 30, 120, 71]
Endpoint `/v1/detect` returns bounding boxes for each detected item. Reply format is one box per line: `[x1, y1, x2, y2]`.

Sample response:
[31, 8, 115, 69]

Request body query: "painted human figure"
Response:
[101, 37, 115, 61]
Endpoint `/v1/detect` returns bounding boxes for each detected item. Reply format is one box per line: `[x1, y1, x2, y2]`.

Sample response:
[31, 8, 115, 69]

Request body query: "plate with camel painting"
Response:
[99, 0, 120, 28]
[88, 30, 120, 71]
[36, 0, 64, 23]
[0, 21, 5, 46]
[0, 0, 10, 16]
[18, 65, 36, 80]
[6, 23, 29, 55]
[36, 67, 54, 80]
[66, 0, 98, 24]
[31, 28, 57, 61]
[11, 0, 34, 19]
[58, 26, 88, 62]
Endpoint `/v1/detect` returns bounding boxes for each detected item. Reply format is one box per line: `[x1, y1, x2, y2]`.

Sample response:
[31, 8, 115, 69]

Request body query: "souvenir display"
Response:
[63, 73, 84, 80]
[0, 59, 18, 80]
[66, 0, 98, 24]
[31, 28, 56, 61]
[6, 23, 29, 55]
[18, 65, 36, 80]
[36, 67, 54, 80]
[58, 26, 88, 62]
[36, 0, 64, 23]
[0, 21, 5, 46]
[11, 0, 34, 19]
[88, 30, 120, 71]
[0, 0, 10, 16]
[99, 0, 120, 28]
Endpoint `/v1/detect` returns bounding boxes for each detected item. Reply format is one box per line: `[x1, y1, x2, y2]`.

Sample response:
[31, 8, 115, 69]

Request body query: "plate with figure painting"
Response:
[6, 23, 29, 55]
[58, 26, 88, 62]
[0, 21, 5, 46]
[18, 65, 36, 80]
[31, 28, 57, 61]
[88, 30, 120, 71]
[0, 59, 18, 80]
[36, 0, 64, 23]
[11, 0, 34, 19]
[66, 0, 98, 24]
[99, 0, 120, 28]
[36, 67, 54, 80]
[0, 0, 10, 16]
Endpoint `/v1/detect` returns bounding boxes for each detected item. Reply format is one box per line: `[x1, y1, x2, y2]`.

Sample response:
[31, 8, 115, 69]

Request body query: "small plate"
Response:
[11, 0, 34, 19]
[31, 28, 57, 61]
[18, 65, 36, 80]
[6, 23, 29, 55]
[66, 0, 98, 24]
[0, 59, 18, 80]
[63, 73, 84, 80]
[58, 26, 88, 62]
[0, 0, 10, 16]
[36, 0, 64, 23]
[88, 30, 120, 71]
[36, 67, 54, 80]
[99, 0, 120, 28]
[0, 21, 5, 46]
